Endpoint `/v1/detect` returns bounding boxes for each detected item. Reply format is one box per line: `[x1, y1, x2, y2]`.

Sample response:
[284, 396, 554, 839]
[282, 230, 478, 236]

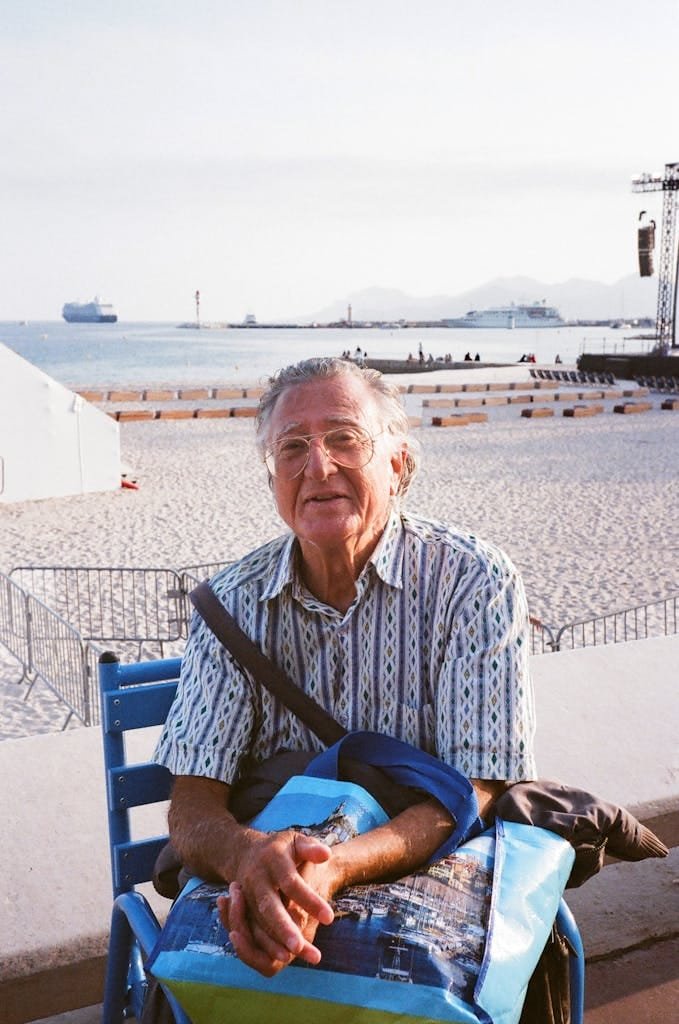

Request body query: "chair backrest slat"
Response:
[103, 680, 179, 733]
[113, 837, 171, 893]
[108, 762, 173, 811]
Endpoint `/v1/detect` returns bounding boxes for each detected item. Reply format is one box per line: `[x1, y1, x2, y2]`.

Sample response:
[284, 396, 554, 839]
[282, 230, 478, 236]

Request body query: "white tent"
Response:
[0, 343, 120, 503]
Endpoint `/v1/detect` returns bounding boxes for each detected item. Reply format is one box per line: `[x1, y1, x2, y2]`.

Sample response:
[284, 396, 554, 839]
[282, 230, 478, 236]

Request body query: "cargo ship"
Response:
[443, 301, 564, 329]
[62, 298, 118, 323]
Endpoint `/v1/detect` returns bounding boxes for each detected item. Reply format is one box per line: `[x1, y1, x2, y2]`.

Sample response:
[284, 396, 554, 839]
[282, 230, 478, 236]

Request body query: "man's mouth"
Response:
[305, 492, 346, 504]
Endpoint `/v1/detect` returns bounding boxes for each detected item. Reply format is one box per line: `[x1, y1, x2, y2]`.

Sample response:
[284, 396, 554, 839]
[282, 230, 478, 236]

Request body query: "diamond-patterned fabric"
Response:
[154, 510, 536, 785]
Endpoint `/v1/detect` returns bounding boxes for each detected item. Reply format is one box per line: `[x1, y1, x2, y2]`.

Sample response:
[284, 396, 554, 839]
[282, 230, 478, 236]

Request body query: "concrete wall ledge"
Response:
[3, 634, 678, 1022]
[531, 634, 679, 821]
[2, 726, 168, 1024]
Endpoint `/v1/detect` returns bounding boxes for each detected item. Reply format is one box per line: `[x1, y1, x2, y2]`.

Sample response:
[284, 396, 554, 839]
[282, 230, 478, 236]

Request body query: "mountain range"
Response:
[304, 274, 658, 324]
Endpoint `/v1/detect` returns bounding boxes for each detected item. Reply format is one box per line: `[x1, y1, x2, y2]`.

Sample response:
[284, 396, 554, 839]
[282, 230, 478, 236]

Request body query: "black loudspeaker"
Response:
[638, 222, 655, 277]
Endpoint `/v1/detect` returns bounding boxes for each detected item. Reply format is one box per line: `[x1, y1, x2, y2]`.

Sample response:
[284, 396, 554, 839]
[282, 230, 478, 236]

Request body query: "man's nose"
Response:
[304, 437, 336, 476]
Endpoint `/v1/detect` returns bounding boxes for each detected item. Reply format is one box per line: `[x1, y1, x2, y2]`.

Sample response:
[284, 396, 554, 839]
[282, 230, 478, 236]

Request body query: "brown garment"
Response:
[493, 779, 667, 888]
[520, 926, 572, 1024]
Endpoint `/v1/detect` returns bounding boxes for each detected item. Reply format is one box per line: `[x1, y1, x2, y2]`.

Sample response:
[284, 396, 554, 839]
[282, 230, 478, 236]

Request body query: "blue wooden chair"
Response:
[99, 651, 190, 1024]
[98, 651, 585, 1024]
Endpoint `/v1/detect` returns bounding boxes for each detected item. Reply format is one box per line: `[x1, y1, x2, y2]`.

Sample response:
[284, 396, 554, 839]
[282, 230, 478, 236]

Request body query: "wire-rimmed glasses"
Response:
[264, 426, 379, 480]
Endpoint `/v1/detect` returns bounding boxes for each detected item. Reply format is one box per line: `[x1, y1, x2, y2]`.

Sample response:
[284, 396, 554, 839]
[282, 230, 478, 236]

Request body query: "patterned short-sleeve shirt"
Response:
[154, 510, 537, 784]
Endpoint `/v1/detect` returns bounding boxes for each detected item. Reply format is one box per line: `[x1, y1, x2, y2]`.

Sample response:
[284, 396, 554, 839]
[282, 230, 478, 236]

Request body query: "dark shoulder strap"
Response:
[189, 580, 346, 747]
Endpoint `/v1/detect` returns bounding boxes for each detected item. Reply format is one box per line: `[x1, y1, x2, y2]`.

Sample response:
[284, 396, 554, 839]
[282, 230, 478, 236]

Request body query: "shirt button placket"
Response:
[333, 624, 349, 719]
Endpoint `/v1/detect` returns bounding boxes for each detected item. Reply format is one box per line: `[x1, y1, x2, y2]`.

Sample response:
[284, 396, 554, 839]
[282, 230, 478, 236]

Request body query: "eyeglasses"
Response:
[264, 426, 379, 480]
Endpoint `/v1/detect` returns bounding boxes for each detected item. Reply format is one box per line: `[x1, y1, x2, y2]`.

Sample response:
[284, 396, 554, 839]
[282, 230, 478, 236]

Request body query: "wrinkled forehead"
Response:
[268, 377, 383, 437]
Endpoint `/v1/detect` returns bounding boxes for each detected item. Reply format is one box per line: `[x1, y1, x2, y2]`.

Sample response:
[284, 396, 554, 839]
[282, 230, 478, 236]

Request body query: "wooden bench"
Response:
[521, 407, 554, 418]
[562, 405, 604, 418]
[613, 402, 653, 415]
[432, 414, 471, 427]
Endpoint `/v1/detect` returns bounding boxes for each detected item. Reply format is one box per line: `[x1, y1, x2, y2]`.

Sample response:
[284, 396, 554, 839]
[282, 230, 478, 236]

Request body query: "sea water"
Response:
[0, 320, 650, 389]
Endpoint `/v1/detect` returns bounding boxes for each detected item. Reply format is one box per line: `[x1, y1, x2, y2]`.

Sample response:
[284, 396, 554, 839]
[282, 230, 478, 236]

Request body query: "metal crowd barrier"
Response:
[537, 593, 679, 653]
[180, 561, 232, 581]
[9, 566, 186, 655]
[529, 592, 679, 653]
[0, 571, 31, 682]
[178, 562, 233, 631]
[0, 570, 102, 728]
[25, 593, 102, 728]
[0, 564, 233, 729]
[2, 563, 677, 730]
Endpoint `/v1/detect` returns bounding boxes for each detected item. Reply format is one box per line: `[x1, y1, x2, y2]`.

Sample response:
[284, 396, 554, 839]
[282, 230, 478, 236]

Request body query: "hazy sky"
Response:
[2, 0, 677, 322]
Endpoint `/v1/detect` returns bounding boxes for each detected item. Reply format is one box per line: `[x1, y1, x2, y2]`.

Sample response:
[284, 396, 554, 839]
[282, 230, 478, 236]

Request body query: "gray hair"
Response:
[256, 356, 419, 497]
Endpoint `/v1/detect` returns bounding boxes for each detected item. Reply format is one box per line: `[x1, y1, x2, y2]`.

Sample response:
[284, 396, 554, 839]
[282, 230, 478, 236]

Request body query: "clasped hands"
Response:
[216, 827, 341, 977]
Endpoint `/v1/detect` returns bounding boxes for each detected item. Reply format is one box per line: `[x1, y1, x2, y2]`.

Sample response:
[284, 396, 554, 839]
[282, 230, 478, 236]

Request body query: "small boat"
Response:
[377, 932, 415, 982]
[371, 903, 389, 917]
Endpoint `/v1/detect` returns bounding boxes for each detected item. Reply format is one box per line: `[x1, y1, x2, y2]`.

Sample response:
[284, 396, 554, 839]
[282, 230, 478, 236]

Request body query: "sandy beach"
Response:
[1, 368, 678, 738]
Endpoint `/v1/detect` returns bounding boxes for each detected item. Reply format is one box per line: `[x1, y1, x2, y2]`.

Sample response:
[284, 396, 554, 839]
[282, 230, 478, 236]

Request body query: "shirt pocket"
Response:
[375, 699, 436, 753]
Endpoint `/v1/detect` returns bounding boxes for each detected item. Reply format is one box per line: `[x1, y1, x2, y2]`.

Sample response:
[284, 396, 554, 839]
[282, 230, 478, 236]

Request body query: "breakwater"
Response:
[366, 358, 505, 374]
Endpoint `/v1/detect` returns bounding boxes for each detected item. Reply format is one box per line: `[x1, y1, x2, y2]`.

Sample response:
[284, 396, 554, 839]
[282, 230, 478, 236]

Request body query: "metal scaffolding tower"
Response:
[632, 162, 679, 351]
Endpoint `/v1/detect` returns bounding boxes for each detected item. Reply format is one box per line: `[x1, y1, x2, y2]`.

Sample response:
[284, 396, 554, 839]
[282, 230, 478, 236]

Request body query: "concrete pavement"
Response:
[7, 636, 679, 1023]
[32, 936, 679, 1024]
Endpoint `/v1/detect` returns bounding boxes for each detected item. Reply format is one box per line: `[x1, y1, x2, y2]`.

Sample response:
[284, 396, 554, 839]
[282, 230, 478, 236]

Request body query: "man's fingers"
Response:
[219, 830, 336, 978]
[277, 869, 335, 927]
[216, 892, 231, 931]
[291, 832, 332, 865]
[229, 928, 288, 977]
[224, 886, 323, 973]
[229, 880, 311, 960]
[223, 885, 292, 971]
[225, 882, 294, 954]
[249, 918, 301, 964]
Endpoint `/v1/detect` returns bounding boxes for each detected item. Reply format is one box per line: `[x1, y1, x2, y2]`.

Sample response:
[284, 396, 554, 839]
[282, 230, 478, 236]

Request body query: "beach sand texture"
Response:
[1, 379, 678, 738]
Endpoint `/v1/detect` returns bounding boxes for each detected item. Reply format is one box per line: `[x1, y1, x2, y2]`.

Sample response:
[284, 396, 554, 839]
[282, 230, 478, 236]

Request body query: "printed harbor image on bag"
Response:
[324, 842, 493, 1001]
[146, 776, 574, 1024]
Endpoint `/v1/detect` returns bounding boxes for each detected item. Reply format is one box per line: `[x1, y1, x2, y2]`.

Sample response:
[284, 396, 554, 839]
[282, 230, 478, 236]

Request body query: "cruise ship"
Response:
[62, 298, 118, 323]
[443, 301, 564, 329]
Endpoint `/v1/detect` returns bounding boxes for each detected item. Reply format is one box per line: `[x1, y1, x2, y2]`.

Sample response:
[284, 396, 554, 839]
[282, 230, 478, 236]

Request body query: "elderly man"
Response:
[154, 356, 535, 978]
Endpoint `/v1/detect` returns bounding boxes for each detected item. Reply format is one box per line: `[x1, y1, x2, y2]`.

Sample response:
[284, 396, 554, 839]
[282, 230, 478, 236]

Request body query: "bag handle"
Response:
[307, 730, 484, 858]
[189, 580, 347, 747]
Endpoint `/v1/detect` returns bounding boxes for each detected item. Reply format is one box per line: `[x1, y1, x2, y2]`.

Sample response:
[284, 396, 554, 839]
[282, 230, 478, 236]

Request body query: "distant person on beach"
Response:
[555, 354, 562, 364]
[464, 351, 472, 361]
[418, 341, 424, 364]
[474, 353, 480, 362]
[154, 356, 536, 979]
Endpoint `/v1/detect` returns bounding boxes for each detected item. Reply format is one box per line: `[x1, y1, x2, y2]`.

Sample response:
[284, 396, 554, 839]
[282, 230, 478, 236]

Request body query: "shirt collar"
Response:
[260, 532, 297, 600]
[367, 506, 405, 589]
[260, 507, 405, 602]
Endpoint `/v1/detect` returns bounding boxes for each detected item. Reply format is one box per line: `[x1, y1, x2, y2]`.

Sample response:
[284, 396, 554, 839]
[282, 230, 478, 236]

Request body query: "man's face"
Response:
[266, 375, 404, 564]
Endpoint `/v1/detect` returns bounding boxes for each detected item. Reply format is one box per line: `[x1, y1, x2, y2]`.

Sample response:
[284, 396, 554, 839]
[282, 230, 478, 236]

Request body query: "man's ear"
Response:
[389, 445, 407, 496]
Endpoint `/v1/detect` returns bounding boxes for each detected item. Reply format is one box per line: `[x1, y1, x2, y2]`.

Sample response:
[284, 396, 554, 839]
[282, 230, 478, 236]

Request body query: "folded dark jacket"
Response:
[493, 779, 668, 888]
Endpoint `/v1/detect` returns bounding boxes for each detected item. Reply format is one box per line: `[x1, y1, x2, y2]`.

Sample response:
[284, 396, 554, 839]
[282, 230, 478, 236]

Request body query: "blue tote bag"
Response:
[147, 763, 574, 1024]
